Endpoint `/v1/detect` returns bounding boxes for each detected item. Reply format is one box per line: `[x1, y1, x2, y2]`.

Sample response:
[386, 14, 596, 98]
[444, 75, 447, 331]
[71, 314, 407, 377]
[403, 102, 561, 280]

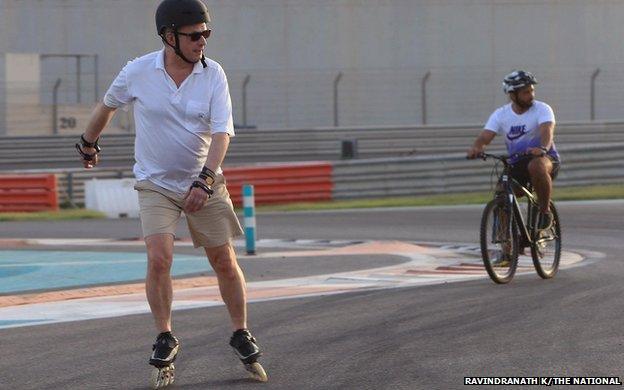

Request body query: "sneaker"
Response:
[230, 329, 262, 364]
[150, 331, 179, 367]
[538, 211, 553, 230]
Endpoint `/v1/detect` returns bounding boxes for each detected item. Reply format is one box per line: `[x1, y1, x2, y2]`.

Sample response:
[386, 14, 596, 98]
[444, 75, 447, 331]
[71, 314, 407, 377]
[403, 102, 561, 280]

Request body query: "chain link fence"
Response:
[0, 61, 621, 135]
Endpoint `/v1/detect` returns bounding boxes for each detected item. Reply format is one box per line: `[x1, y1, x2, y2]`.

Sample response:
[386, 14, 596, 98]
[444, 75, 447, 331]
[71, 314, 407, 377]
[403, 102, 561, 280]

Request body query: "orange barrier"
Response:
[224, 162, 333, 205]
[0, 175, 58, 212]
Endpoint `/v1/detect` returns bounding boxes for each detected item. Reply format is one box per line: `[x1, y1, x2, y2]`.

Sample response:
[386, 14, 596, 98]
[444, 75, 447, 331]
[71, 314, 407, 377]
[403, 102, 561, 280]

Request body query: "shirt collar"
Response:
[155, 49, 204, 74]
[155, 49, 166, 71]
[191, 58, 204, 74]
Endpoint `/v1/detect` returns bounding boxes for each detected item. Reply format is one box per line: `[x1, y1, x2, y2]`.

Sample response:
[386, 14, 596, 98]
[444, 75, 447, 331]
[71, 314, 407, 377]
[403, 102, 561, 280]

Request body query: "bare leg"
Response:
[145, 233, 175, 333]
[528, 157, 553, 213]
[205, 243, 247, 330]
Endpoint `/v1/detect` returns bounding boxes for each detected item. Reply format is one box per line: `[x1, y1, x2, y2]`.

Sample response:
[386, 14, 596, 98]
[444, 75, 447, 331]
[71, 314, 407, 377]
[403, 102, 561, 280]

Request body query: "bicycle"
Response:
[477, 153, 562, 284]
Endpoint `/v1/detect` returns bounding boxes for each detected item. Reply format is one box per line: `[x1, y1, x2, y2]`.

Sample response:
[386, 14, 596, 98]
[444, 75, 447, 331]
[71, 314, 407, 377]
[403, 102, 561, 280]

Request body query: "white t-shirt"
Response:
[104, 49, 235, 194]
[484, 100, 559, 163]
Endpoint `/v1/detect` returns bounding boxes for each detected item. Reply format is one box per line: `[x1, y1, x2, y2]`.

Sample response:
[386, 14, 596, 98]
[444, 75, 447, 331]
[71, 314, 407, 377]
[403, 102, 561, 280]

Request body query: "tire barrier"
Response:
[0, 174, 58, 212]
[224, 162, 333, 205]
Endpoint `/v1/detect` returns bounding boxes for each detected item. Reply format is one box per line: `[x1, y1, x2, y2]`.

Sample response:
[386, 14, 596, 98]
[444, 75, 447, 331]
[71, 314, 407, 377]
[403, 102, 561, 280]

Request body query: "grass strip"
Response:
[1, 184, 622, 220]
[0, 209, 106, 221]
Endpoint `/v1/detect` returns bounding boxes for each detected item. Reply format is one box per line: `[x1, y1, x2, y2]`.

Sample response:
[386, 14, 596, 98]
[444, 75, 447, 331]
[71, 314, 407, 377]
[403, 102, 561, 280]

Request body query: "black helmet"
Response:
[502, 70, 537, 93]
[156, 0, 211, 67]
[156, 0, 211, 35]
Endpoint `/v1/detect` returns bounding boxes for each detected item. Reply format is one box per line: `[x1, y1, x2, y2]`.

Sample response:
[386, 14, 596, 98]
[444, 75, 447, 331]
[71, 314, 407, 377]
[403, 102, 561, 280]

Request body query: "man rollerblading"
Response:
[77, 0, 268, 386]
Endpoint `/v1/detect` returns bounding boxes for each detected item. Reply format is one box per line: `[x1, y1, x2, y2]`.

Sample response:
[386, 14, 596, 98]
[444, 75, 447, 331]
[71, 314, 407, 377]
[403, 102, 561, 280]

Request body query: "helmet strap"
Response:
[162, 31, 207, 68]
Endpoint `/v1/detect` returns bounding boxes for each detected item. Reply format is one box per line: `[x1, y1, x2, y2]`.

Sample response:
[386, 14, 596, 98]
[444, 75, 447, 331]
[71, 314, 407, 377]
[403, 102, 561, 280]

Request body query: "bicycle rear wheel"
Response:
[480, 199, 519, 284]
[531, 202, 562, 279]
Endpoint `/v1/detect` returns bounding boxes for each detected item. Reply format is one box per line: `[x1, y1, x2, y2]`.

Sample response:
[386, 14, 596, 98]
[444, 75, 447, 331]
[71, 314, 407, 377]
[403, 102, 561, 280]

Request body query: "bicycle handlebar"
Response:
[475, 152, 531, 163]
[478, 152, 508, 161]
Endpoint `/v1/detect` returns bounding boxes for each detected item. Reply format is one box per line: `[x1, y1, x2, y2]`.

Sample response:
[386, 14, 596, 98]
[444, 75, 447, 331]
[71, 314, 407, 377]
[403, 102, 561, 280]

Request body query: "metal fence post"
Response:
[52, 78, 62, 135]
[242, 74, 251, 127]
[590, 68, 600, 121]
[421, 71, 431, 125]
[67, 172, 75, 207]
[76, 56, 81, 104]
[333, 72, 343, 127]
[94, 54, 99, 103]
[243, 184, 256, 255]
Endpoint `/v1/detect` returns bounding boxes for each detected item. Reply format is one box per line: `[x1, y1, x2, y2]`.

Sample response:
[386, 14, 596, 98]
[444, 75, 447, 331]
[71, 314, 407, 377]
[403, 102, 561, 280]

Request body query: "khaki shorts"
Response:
[134, 175, 243, 248]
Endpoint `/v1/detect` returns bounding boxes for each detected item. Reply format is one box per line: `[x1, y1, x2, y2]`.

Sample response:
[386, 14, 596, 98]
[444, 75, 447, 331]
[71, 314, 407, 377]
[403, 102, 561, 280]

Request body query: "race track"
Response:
[1, 200, 622, 389]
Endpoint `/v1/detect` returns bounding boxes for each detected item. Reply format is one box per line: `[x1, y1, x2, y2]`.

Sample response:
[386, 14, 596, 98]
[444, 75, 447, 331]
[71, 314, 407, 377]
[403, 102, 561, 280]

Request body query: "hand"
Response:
[527, 147, 547, 157]
[466, 147, 483, 159]
[183, 180, 210, 213]
[76, 145, 100, 169]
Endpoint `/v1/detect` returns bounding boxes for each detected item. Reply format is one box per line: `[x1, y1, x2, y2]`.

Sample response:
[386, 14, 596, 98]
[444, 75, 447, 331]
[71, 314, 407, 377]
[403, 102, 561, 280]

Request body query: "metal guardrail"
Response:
[1, 121, 623, 170]
[1, 144, 621, 206]
[332, 144, 624, 199]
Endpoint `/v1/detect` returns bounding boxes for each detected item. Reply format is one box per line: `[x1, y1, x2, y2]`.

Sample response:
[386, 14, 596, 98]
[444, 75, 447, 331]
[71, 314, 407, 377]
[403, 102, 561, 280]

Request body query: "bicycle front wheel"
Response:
[531, 202, 562, 279]
[480, 199, 519, 284]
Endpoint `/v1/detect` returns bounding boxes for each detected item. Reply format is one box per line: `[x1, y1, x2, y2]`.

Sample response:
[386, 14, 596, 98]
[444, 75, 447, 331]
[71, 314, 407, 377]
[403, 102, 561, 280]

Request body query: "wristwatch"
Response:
[203, 176, 215, 186]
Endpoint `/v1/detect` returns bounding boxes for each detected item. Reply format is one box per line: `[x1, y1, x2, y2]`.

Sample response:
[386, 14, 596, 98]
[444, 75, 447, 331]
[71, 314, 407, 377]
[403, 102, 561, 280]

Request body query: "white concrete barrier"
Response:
[84, 178, 139, 218]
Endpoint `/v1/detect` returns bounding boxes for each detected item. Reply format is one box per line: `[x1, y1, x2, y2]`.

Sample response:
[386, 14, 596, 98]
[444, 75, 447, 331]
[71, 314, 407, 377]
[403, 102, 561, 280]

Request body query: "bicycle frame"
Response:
[501, 174, 538, 246]
[487, 153, 539, 246]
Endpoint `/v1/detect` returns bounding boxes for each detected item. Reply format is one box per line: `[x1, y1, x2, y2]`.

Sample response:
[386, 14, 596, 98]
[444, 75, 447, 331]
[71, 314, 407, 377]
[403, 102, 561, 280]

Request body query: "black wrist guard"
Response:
[80, 134, 101, 151]
[75, 134, 101, 161]
[191, 180, 214, 197]
[198, 166, 216, 181]
[76, 135, 101, 161]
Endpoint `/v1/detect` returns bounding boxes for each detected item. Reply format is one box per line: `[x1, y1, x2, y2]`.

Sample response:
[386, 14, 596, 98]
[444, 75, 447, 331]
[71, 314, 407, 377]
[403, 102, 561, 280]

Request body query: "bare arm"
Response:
[204, 133, 230, 173]
[84, 103, 117, 143]
[78, 103, 117, 168]
[539, 121, 554, 150]
[183, 133, 231, 213]
[467, 130, 496, 159]
[527, 121, 555, 156]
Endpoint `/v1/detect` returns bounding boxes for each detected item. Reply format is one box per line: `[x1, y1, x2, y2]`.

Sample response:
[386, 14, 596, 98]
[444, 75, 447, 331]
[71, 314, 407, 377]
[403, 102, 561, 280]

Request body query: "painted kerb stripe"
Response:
[243, 184, 256, 255]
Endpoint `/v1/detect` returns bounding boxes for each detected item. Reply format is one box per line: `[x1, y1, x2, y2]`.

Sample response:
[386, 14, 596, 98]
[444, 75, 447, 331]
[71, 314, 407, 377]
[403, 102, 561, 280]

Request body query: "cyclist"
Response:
[467, 70, 560, 231]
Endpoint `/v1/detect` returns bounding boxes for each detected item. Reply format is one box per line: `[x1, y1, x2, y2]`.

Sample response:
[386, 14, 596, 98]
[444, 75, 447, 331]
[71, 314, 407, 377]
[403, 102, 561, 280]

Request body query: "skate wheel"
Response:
[163, 366, 172, 387]
[169, 364, 176, 385]
[149, 367, 162, 389]
[245, 362, 268, 382]
[149, 365, 175, 389]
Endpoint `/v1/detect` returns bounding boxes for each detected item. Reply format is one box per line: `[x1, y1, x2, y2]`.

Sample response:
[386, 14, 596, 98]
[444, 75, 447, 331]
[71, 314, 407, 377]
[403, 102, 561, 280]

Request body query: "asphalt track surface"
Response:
[1, 200, 623, 389]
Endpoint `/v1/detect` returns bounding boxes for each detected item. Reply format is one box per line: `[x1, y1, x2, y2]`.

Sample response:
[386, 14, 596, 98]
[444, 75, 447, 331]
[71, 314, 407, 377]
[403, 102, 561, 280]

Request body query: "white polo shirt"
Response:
[104, 49, 235, 194]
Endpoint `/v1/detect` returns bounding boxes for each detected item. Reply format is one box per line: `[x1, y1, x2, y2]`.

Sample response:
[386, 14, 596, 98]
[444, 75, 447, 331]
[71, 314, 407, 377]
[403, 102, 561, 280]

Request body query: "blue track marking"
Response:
[0, 251, 211, 294]
[0, 319, 48, 327]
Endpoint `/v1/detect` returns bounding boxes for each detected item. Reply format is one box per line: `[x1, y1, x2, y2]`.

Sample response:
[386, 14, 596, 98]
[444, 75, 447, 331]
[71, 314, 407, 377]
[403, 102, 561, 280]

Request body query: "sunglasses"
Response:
[177, 30, 211, 41]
